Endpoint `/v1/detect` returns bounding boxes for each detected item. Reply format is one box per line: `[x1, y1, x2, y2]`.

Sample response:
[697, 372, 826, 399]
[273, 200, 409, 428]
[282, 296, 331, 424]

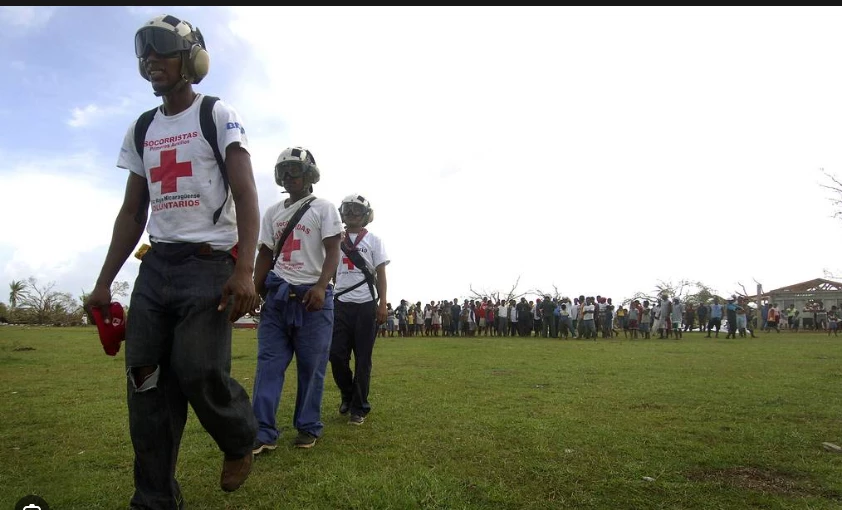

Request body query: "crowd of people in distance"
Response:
[377, 295, 841, 340]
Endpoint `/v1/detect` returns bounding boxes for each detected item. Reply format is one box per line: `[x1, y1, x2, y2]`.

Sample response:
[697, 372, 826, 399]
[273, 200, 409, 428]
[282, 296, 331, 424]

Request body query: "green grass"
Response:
[1, 326, 841, 509]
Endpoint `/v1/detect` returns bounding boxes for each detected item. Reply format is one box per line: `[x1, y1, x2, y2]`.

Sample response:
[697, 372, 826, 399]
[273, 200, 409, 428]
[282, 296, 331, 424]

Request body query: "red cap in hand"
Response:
[91, 302, 126, 356]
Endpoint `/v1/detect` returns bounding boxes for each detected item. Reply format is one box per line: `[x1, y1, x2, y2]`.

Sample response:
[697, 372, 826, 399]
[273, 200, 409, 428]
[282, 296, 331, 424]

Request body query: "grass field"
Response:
[1, 326, 841, 509]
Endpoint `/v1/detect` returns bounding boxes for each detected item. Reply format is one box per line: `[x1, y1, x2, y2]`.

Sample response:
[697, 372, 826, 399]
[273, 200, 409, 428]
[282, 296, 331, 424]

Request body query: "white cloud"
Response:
[0, 152, 141, 298]
[0, 6, 58, 31]
[67, 98, 134, 128]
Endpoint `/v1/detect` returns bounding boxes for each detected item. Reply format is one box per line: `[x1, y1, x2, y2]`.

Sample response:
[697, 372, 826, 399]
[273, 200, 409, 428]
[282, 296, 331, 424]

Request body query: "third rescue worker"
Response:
[329, 194, 390, 426]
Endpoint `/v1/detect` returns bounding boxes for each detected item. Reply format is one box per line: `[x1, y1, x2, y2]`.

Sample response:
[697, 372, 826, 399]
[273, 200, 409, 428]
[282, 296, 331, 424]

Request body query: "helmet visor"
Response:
[340, 202, 368, 217]
[275, 160, 306, 180]
[135, 27, 192, 59]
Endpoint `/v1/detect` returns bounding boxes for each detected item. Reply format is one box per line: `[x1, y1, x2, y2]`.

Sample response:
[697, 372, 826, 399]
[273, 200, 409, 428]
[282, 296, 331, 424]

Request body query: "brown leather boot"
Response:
[220, 452, 253, 492]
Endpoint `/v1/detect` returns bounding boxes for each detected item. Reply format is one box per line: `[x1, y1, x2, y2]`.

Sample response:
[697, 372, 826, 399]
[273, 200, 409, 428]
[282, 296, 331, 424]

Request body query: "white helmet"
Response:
[135, 14, 209, 85]
[274, 147, 320, 187]
[340, 194, 374, 225]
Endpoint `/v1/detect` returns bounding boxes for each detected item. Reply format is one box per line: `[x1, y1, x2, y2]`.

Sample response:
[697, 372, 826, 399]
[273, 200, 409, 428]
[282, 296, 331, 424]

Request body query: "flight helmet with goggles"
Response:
[340, 194, 374, 225]
[135, 15, 209, 87]
[274, 147, 321, 187]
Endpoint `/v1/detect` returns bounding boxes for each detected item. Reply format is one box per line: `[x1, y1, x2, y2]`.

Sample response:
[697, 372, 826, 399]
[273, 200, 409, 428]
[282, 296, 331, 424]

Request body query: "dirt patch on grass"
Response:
[686, 466, 840, 500]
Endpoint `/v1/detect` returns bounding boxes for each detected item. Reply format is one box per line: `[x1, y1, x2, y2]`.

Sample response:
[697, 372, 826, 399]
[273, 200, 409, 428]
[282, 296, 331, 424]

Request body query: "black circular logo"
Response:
[15, 495, 50, 510]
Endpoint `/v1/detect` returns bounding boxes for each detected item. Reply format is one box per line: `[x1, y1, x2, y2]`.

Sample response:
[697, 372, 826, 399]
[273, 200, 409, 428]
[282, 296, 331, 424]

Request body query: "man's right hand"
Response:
[85, 284, 113, 323]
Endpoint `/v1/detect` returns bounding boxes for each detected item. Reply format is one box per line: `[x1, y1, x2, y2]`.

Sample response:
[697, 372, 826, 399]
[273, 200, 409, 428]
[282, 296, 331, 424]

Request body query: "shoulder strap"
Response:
[336, 239, 377, 301]
[133, 96, 228, 224]
[333, 279, 368, 299]
[271, 196, 317, 269]
[199, 95, 229, 225]
[134, 106, 158, 159]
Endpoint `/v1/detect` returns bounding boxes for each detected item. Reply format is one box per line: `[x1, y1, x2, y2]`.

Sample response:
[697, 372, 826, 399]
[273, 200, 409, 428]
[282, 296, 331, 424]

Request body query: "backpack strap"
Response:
[133, 96, 228, 224]
[133, 106, 158, 160]
[199, 95, 228, 224]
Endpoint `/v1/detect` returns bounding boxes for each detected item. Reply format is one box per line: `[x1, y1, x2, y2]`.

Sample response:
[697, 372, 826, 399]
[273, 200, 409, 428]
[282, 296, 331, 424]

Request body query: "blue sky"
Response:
[2, 6, 842, 307]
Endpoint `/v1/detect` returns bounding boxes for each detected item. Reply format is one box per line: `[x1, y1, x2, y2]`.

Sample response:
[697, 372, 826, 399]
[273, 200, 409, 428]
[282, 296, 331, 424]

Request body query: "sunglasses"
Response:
[135, 26, 193, 59]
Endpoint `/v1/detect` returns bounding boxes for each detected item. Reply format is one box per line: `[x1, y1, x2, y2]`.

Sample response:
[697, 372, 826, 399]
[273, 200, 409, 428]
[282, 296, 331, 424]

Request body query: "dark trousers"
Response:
[707, 317, 722, 333]
[727, 313, 737, 336]
[125, 244, 257, 510]
[330, 300, 377, 417]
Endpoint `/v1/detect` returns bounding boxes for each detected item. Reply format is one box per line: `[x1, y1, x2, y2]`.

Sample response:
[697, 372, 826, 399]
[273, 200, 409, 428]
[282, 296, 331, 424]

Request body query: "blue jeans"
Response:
[125, 243, 257, 510]
[252, 272, 334, 444]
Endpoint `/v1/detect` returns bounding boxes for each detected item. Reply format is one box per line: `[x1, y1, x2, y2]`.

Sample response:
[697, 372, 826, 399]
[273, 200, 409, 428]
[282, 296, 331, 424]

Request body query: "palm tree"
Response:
[9, 280, 26, 309]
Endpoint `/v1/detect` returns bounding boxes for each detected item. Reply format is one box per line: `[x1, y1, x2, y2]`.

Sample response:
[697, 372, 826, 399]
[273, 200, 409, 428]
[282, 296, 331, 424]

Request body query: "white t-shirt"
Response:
[334, 229, 390, 303]
[117, 94, 249, 250]
[259, 196, 342, 285]
[583, 304, 595, 321]
[497, 304, 508, 318]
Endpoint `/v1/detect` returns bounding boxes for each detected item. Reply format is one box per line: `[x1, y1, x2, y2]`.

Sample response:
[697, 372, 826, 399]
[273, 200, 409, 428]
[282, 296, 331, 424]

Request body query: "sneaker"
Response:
[349, 414, 365, 426]
[339, 400, 351, 415]
[220, 452, 253, 492]
[252, 439, 277, 456]
[294, 431, 317, 449]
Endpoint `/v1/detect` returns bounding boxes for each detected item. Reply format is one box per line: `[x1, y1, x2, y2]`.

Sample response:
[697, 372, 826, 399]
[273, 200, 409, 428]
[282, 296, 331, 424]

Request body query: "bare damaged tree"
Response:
[824, 268, 841, 281]
[469, 275, 526, 304]
[819, 169, 842, 278]
[625, 279, 718, 307]
[820, 168, 842, 221]
[16, 277, 77, 325]
[528, 284, 565, 301]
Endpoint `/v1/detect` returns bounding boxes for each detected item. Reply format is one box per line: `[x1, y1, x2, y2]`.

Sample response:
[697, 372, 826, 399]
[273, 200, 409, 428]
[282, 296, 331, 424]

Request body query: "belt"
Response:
[196, 243, 214, 255]
[149, 242, 227, 262]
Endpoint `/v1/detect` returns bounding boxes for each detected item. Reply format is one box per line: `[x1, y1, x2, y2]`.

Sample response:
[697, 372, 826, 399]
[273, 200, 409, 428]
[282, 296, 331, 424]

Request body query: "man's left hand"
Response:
[302, 284, 327, 312]
[219, 271, 259, 322]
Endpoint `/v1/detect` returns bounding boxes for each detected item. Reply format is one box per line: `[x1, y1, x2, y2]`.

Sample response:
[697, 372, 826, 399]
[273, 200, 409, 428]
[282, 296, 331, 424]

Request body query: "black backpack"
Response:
[133, 95, 229, 224]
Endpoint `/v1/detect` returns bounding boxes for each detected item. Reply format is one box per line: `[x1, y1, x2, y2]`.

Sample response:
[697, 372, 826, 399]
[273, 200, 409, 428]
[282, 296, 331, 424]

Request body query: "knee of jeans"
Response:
[177, 365, 223, 396]
[128, 365, 160, 392]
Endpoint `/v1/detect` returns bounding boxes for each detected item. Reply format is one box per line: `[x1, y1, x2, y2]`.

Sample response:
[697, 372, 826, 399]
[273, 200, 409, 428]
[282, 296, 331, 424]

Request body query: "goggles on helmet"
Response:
[135, 26, 193, 59]
[276, 161, 306, 179]
[340, 202, 368, 217]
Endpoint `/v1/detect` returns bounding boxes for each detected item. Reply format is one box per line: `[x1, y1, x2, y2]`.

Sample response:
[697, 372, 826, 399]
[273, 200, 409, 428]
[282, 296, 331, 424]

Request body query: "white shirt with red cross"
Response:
[334, 230, 389, 304]
[260, 196, 342, 286]
[117, 94, 249, 250]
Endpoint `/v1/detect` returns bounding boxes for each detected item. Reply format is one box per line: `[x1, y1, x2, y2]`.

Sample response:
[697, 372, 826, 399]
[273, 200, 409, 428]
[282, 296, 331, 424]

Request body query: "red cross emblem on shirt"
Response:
[281, 235, 301, 262]
[342, 256, 355, 270]
[150, 149, 192, 194]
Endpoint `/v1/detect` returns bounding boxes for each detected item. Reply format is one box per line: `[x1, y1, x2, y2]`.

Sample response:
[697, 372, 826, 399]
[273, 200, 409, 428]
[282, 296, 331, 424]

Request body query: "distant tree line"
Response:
[1, 277, 128, 326]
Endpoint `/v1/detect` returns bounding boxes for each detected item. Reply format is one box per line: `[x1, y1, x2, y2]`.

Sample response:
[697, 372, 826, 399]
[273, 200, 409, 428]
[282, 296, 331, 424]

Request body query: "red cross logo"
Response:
[150, 149, 192, 194]
[342, 256, 355, 270]
[281, 234, 301, 262]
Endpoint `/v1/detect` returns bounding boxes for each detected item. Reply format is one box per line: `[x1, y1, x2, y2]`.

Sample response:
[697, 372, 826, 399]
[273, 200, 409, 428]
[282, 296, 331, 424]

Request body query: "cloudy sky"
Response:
[2, 6, 842, 308]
